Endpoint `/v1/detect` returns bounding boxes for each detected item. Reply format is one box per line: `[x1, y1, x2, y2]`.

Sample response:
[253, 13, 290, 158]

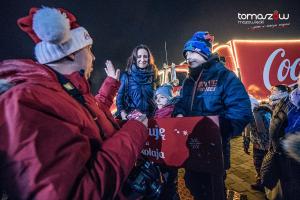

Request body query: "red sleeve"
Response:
[0, 87, 147, 199]
[78, 120, 148, 199]
[95, 77, 120, 109]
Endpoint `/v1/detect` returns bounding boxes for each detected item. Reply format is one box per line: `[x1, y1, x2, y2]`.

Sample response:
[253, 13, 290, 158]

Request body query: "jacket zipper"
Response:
[190, 69, 204, 111]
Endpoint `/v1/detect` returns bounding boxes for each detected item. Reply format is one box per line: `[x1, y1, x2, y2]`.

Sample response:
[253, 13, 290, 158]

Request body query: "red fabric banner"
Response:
[142, 116, 224, 173]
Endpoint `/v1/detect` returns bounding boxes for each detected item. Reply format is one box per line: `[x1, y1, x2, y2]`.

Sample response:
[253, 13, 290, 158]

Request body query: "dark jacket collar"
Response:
[189, 53, 220, 80]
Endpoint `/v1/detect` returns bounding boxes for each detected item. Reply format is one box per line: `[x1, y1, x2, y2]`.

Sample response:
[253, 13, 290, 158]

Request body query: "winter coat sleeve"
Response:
[243, 123, 251, 150]
[95, 76, 120, 109]
[0, 88, 148, 199]
[269, 97, 289, 151]
[173, 79, 188, 116]
[220, 72, 252, 137]
[116, 73, 128, 113]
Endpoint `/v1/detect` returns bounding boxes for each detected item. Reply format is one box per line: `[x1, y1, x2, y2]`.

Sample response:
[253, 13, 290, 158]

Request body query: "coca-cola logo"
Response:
[263, 48, 300, 90]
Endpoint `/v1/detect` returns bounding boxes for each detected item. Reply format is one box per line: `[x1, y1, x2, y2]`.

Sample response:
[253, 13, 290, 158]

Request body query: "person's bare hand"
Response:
[135, 114, 148, 127]
[105, 60, 120, 80]
[120, 110, 128, 120]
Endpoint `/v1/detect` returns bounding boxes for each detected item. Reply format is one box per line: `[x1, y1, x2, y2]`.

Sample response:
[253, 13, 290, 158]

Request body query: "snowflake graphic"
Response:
[189, 138, 201, 149]
[173, 129, 180, 134]
[182, 130, 188, 136]
[173, 129, 189, 136]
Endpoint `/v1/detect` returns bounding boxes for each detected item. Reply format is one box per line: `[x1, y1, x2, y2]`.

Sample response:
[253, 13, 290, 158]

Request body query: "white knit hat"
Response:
[31, 7, 93, 64]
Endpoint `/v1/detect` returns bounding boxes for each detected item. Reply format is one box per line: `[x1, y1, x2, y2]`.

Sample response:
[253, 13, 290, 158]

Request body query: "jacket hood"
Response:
[0, 59, 90, 94]
[0, 59, 58, 89]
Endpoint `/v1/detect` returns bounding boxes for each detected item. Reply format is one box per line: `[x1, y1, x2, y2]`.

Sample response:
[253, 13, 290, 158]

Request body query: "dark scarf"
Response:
[130, 64, 154, 85]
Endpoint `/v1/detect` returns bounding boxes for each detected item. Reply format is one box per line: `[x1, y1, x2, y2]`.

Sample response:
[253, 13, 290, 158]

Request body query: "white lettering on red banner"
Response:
[263, 48, 300, 90]
[149, 127, 166, 140]
[141, 148, 165, 160]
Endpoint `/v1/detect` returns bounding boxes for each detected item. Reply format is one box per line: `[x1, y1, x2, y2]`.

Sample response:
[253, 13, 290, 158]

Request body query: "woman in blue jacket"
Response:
[117, 44, 159, 119]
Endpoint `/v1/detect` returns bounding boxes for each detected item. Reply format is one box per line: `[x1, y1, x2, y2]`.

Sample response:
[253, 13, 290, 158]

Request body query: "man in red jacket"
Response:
[0, 7, 148, 199]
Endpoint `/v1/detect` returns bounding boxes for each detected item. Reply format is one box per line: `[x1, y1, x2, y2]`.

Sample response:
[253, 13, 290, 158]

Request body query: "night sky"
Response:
[1, 0, 299, 93]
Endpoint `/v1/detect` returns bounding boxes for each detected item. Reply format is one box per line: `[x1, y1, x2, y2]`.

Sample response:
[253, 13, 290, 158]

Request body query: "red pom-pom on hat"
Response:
[17, 7, 79, 44]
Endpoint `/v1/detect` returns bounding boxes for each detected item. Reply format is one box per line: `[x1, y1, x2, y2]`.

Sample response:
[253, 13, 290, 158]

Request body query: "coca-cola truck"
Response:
[162, 39, 300, 100]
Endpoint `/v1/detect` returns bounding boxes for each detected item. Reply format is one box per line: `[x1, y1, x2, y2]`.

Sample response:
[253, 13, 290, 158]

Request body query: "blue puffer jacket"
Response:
[173, 55, 252, 169]
[117, 64, 157, 117]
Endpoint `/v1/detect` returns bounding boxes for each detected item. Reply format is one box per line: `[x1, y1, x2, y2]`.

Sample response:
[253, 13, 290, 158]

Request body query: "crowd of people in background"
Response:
[244, 82, 300, 200]
[0, 5, 299, 200]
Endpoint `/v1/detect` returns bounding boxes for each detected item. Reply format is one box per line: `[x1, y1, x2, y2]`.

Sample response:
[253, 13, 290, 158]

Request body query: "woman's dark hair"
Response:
[126, 44, 157, 73]
[125, 44, 159, 88]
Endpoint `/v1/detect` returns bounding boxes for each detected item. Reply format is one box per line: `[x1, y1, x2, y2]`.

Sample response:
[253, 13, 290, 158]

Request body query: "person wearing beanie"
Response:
[152, 83, 180, 199]
[183, 31, 213, 61]
[0, 7, 149, 199]
[155, 84, 173, 108]
[173, 31, 252, 199]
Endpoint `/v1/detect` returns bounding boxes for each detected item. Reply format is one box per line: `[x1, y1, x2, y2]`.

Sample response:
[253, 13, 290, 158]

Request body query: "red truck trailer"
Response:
[161, 39, 300, 100]
[214, 39, 300, 99]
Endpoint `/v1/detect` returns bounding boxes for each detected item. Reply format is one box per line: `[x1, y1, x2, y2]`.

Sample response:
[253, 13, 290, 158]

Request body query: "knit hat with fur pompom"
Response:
[18, 7, 93, 64]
